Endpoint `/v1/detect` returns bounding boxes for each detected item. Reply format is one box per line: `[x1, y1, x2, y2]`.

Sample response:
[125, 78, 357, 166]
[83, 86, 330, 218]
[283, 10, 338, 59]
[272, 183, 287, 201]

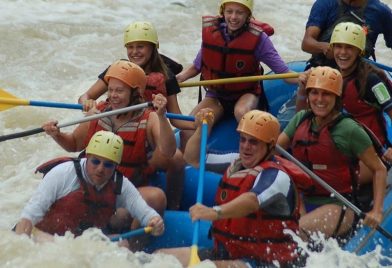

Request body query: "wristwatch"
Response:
[212, 205, 222, 220]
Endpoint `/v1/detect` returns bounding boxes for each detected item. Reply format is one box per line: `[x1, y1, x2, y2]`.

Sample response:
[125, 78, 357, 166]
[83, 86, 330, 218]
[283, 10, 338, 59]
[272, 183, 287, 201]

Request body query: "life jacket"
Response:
[308, 0, 374, 67]
[144, 72, 167, 101]
[201, 16, 270, 97]
[84, 102, 155, 187]
[291, 112, 358, 196]
[342, 75, 389, 146]
[34, 157, 122, 236]
[212, 157, 302, 264]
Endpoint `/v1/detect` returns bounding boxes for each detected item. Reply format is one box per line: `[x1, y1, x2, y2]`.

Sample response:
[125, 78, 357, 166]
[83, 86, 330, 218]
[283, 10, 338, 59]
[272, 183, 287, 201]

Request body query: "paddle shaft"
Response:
[179, 73, 299, 88]
[188, 120, 208, 267]
[0, 97, 82, 110]
[0, 94, 197, 122]
[110, 227, 152, 242]
[0, 102, 152, 142]
[276, 145, 392, 242]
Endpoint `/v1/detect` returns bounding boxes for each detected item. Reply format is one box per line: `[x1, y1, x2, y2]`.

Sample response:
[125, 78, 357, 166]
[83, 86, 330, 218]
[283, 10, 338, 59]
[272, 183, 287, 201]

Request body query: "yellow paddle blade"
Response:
[0, 88, 26, 111]
[188, 245, 201, 267]
[0, 88, 17, 98]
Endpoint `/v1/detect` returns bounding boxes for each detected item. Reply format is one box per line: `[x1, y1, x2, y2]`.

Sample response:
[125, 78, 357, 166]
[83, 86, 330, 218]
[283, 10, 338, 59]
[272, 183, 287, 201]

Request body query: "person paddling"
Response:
[157, 110, 309, 267]
[297, 22, 392, 187]
[15, 131, 164, 249]
[176, 0, 298, 151]
[279, 66, 386, 242]
[78, 21, 186, 210]
[42, 61, 177, 217]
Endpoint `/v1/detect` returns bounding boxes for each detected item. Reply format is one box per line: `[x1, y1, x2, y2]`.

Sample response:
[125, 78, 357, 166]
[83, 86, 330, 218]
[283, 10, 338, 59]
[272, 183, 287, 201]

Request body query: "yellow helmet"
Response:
[306, 66, 343, 96]
[220, 0, 253, 14]
[330, 22, 366, 53]
[86, 131, 124, 164]
[123, 21, 159, 48]
[237, 110, 280, 145]
[104, 60, 147, 95]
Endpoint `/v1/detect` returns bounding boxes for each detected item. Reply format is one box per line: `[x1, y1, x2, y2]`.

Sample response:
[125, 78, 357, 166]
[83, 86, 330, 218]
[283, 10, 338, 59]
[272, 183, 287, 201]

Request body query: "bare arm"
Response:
[358, 146, 387, 227]
[277, 132, 291, 151]
[302, 26, 332, 58]
[190, 192, 259, 221]
[283, 75, 299, 85]
[14, 219, 55, 242]
[14, 218, 33, 236]
[78, 79, 108, 104]
[295, 70, 310, 112]
[183, 108, 214, 167]
[42, 120, 90, 152]
[166, 95, 195, 130]
[78, 79, 108, 111]
[147, 94, 177, 158]
[176, 64, 200, 83]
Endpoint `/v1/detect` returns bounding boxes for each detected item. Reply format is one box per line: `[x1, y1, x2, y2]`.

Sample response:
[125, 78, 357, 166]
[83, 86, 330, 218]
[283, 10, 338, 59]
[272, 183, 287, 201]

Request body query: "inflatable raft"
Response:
[147, 61, 392, 265]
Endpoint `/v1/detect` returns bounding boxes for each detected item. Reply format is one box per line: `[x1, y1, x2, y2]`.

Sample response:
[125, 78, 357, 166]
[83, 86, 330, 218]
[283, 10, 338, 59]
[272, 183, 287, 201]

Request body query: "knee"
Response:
[162, 150, 186, 172]
[171, 150, 186, 169]
[142, 187, 167, 215]
[110, 208, 132, 231]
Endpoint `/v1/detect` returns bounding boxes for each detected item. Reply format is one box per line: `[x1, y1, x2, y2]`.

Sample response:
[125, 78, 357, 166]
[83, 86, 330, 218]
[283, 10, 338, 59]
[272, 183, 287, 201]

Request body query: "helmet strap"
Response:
[260, 144, 274, 163]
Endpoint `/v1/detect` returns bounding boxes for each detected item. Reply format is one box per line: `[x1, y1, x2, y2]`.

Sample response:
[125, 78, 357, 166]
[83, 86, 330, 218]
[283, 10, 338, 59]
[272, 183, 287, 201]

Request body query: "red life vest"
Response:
[212, 157, 301, 264]
[201, 16, 267, 97]
[84, 102, 155, 186]
[35, 158, 121, 236]
[343, 78, 388, 146]
[144, 72, 167, 101]
[291, 113, 358, 196]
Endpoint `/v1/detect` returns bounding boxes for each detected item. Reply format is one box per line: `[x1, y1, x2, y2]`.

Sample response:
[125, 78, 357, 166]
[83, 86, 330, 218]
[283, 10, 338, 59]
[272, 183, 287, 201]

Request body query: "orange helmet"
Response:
[104, 60, 147, 95]
[306, 66, 343, 96]
[237, 110, 280, 145]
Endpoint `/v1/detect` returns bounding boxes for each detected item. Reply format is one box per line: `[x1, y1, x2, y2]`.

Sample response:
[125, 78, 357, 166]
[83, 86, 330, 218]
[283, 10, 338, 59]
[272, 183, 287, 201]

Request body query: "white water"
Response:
[0, 0, 391, 267]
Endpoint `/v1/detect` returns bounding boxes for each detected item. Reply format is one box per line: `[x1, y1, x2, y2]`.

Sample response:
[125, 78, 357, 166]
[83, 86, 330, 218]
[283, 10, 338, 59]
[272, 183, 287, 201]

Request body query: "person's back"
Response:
[302, 0, 392, 68]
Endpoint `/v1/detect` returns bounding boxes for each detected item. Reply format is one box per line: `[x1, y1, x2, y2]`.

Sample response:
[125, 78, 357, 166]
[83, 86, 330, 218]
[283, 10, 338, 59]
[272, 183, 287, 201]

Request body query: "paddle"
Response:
[188, 118, 208, 267]
[110, 226, 153, 242]
[178, 72, 299, 88]
[0, 88, 83, 111]
[0, 88, 196, 123]
[0, 102, 152, 143]
[363, 58, 392, 73]
[275, 144, 392, 242]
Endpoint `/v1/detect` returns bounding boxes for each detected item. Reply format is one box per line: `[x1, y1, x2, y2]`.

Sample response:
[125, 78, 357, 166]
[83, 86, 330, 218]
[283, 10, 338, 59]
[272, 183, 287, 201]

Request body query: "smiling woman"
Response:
[278, 66, 387, 242]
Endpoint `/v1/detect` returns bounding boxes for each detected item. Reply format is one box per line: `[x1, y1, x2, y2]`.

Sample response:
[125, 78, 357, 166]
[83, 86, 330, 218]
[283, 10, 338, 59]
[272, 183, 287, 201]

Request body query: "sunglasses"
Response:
[89, 157, 116, 169]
